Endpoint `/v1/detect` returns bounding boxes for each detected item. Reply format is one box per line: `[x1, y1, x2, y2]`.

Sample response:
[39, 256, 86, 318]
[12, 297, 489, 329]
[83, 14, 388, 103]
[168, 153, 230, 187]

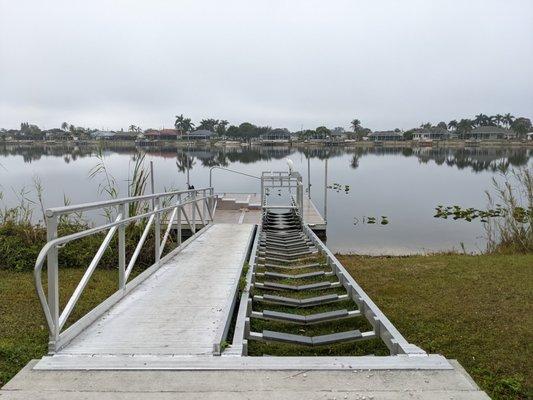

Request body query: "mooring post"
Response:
[307, 154, 311, 199]
[324, 158, 328, 223]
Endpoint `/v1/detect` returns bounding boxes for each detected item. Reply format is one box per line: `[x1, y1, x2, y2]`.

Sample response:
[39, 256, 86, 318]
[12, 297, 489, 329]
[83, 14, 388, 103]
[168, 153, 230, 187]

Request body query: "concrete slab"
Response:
[0, 359, 490, 399]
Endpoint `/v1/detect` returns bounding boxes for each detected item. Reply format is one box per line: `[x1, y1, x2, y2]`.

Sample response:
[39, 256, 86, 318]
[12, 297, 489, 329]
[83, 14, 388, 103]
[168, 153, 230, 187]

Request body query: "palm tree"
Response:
[197, 119, 218, 132]
[174, 115, 195, 134]
[61, 122, 69, 131]
[503, 113, 515, 127]
[350, 119, 361, 132]
[128, 124, 137, 132]
[494, 114, 503, 127]
[216, 120, 229, 136]
[474, 113, 490, 126]
[457, 119, 474, 136]
[448, 120, 458, 130]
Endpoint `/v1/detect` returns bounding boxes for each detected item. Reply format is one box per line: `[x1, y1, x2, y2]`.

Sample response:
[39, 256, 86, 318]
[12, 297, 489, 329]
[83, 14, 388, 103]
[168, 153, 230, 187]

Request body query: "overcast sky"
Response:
[1, 0, 532, 131]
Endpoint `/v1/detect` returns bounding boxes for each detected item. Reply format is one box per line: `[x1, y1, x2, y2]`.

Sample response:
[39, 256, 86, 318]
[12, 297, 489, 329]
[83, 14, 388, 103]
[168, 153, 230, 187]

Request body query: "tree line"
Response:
[2, 112, 532, 141]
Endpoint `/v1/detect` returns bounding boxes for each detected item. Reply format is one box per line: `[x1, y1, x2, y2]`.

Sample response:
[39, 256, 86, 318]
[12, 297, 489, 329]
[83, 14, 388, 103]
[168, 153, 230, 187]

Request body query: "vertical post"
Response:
[150, 161, 155, 210]
[118, 203, 126, 289]
[177, 194, 182, 245]
[298, 179, 303, 215]
[186, 156, 190, 188]
[154, 196, 161, 263]
[46, 213, 59, 353]
[260, 175, 264, 207]
[210, 188, 214, 220]
[191, 190, 196, 233]
[202, 189, 207, 225]
[307, 154, 311, 199]
[324, 158, 328, 223]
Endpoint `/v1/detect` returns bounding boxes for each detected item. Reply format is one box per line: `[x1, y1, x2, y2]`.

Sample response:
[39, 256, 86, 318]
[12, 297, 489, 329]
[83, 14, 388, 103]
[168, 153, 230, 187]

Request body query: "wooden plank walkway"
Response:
[47, 224, 254, 358]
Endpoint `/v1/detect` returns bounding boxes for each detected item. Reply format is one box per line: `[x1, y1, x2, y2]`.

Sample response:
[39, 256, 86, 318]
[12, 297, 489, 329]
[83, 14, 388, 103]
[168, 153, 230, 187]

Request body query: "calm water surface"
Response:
[1, 144, 531, 254]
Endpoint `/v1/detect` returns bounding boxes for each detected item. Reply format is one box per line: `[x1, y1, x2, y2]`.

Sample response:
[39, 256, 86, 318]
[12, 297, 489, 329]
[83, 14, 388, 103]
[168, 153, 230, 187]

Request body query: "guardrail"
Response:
[34, 187, 215, 353]
[260, 171, 304, 214]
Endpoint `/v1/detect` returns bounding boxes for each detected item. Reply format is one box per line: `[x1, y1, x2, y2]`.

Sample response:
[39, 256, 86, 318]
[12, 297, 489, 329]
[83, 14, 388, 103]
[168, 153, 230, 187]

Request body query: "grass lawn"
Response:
[1, 254, 531, 400]
[0, 268, 118, 387]
[338, 253, 532, 400]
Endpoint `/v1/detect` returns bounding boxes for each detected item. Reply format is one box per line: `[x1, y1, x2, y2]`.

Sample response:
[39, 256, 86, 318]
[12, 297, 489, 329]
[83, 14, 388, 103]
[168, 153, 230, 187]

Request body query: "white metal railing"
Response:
[260, 171, 304, 214]
[34, 187, 215, 353]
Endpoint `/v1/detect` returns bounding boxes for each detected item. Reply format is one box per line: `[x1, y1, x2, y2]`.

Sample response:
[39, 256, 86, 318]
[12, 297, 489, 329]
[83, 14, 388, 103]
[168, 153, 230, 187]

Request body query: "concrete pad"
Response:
[0, 359, 490, 399]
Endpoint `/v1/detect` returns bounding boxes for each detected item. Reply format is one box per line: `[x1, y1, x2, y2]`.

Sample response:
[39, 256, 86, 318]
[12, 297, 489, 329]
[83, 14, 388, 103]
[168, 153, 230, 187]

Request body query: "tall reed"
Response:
[485, 167, 532, 253]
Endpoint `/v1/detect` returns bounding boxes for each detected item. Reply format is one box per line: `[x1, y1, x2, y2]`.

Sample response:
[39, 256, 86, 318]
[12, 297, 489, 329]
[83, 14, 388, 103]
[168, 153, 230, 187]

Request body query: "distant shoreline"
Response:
[1, 139, 532, 149]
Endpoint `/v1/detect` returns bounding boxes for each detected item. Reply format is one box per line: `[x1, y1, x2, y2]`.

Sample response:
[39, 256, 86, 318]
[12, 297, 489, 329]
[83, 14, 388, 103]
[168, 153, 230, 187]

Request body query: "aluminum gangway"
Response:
[0, 176, 489, 399]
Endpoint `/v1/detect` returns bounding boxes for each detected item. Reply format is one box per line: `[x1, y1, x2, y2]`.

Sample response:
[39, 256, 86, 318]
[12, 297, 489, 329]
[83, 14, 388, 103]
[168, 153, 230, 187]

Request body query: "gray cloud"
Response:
[1, 0, 532, 131]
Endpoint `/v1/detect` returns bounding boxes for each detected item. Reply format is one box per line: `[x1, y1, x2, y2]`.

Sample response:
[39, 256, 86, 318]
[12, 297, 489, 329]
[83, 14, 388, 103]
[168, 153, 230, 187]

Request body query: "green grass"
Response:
[1, 253, 531, 400]
[337, 253, 533, 400]
[0, 268, 118, 387]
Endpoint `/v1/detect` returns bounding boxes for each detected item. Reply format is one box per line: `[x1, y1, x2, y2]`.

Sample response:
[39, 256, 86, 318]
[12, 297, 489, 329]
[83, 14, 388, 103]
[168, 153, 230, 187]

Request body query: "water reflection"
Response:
[1, 142, 531, 174]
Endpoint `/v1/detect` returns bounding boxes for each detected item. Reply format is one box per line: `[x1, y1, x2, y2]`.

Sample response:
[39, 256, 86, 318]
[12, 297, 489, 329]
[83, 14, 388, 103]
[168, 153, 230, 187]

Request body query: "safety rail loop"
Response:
[35, 187, 215, 353]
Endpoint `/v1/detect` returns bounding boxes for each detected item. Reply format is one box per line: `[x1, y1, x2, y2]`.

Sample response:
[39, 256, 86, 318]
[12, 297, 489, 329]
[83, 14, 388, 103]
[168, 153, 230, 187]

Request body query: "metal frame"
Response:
[231, 218, 424, 356]
[302, 224, 425, 355]
[260, 171, 304, 215]
[34, 187, 215, 353]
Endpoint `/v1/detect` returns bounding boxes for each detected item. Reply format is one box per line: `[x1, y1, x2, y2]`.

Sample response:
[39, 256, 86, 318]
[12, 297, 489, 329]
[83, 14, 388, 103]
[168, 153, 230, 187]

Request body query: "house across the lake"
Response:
[413, 128, 450, 141]
[114, 131, 140, 140]
[144, 129, 181, 140]
[463, 126, 516, 140]
[368, 130, 403, 141]
[45, 129, 72, 141]
[260, 128, 291, 144]
[90, 130, 116, 140]
[187, 129, 215, 140]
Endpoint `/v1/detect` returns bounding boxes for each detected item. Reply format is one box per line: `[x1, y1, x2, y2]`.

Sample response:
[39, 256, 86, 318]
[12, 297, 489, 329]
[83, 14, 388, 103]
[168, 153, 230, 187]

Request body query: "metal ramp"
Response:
[47, 224, 254, 358]
[0, 170, 489, 399]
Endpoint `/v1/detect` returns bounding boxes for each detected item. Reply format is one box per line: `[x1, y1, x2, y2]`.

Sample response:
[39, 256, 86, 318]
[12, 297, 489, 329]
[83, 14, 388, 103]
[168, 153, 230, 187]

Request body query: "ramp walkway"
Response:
[52, 224, 253, 358]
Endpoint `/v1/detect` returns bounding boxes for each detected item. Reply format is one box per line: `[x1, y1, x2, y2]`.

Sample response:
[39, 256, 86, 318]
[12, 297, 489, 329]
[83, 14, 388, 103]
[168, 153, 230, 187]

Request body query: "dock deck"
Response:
[178, 192, 326, 232]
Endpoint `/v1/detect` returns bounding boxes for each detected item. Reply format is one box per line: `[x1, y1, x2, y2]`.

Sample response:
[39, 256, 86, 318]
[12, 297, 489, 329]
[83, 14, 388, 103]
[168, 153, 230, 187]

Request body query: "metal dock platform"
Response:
[0, 171, 489, 399]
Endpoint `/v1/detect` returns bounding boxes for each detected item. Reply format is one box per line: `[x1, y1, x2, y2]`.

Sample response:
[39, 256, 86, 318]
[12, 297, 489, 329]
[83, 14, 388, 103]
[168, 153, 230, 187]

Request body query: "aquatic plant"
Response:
[434, 167, 532, 253]
[327, 182, 350, 194]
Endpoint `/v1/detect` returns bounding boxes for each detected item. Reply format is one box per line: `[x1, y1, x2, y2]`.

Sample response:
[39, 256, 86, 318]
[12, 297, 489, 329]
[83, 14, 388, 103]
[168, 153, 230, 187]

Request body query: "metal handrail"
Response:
[45, 187, 210, 216]
[35, 188, 215, 353]
[209, 167, 260, 188]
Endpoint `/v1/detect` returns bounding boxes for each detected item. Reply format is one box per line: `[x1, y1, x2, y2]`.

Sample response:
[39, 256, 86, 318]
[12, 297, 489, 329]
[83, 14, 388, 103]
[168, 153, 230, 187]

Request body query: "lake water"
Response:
[1, 144, 531, 254]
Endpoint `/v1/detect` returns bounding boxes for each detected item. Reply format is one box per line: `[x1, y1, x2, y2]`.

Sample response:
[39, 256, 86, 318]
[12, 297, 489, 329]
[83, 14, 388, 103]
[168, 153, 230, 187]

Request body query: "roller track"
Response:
[247, 209, 380, 350]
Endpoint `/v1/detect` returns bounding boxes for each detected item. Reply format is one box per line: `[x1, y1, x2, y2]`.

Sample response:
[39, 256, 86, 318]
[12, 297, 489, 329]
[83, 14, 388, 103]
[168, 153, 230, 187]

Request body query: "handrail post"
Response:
[118, 203, 126, 289]
[154, 196, 161, 263]
[210, 188, 214, 219]
[177, 194, 182, 245]
[45, 213, 59, 353]
[191, 191, 196, 234]
[202, 189, 207, 224]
